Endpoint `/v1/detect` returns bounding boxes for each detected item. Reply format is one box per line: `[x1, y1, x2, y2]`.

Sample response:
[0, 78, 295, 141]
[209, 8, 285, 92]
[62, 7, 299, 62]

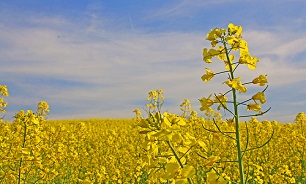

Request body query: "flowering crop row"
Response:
[0, 115, 148, 183]
[0, 109, 304, 183]
[0, 85, 305, 183]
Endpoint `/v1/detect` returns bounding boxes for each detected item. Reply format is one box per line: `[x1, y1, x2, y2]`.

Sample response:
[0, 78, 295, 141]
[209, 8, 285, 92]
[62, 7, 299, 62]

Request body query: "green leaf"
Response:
[137, 119, 150, 128]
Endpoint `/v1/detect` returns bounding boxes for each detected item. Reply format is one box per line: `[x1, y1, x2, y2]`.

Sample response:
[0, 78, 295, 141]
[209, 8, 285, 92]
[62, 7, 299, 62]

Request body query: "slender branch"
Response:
[202, 122, 236, 135]
[238, 99, 252, 106]
[242, 81, 253, 85]
[19, 119, 28, 184]
[212, 119, 237, 141]
[212, 167, 221, 175]
[214, 70, 230, 75]
[239, 86, 269, 106]
[242, 122, 250, 158]
[214, 93, 235, 116]
[167, 140, 184, 168]
[223, 89, 232, 96]
[239, 107, 271, 118]
[262, 85, 269, 92]
[245, 163, 250, 183]
[195, 152, 207, 159]
[243, 128, 274, 152]
[217, 160, 239, 163]
[166, 141, 194, 184]
[233, 63, 240, 73]
[179, 145, 194, 160]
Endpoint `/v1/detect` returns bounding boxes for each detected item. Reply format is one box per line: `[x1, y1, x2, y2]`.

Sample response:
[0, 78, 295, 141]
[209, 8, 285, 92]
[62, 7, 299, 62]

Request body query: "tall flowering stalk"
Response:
[200, 23, 270, 184]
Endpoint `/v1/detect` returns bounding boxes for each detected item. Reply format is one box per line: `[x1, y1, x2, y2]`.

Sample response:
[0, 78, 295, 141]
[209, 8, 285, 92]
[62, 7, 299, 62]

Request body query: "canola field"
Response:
[1, 23, 306, 183]
[0, 109, 305, 183]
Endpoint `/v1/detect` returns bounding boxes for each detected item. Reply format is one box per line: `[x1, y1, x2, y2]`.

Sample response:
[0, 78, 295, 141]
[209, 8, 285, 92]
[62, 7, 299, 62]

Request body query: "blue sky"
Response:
[1, 0, 306, 123]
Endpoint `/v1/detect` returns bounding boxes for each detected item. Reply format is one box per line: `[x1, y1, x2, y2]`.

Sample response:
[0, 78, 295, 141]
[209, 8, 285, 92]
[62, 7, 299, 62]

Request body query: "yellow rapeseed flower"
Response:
[228, 23, 242, 37]
[199, 95, 214, 111]
[203, 48, 220, 63]
[214, 93, 228, 110]
[239, 52, 259, 70]
[224, 77, 247, 93]
[252, 75, 268, 86]
[201, 68, 215, 82]
[247, 103, 261, 112]
[206, 28, 225, 41]
[0, 85, 9, 96]
[252, 92, 266, 104]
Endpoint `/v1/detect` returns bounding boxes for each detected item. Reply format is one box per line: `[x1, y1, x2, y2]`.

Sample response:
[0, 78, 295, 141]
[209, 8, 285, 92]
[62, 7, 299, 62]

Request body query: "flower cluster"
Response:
[135, 90, 198, 183]
[200, 23, 268, 114]
[0, 85, 9, 116]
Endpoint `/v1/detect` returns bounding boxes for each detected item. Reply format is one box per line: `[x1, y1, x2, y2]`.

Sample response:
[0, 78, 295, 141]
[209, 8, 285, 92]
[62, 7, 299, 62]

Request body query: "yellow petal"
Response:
[181, 165, 196, 178]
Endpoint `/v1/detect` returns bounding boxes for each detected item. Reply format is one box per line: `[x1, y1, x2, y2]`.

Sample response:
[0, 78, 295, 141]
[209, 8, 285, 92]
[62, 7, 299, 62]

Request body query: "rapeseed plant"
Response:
[133, 23, 287, 184]
[200, 23, 272, 183]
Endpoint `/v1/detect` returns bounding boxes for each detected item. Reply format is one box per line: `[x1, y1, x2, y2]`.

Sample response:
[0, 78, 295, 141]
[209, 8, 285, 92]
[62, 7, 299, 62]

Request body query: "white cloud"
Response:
[242, 30, 306, 83]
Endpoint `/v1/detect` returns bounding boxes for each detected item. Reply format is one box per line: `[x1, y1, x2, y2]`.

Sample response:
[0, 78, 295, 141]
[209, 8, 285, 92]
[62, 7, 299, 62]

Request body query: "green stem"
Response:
[233, 88, 245, 184]
[166, 141, 194, 184]
[18, 119, 27, 184]
[223, 39, 245, 184]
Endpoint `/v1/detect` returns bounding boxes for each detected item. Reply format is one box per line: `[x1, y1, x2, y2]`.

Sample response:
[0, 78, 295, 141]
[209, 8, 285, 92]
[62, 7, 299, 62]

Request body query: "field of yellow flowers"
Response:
[0, 102, 305, 183]
[0, 23, 305, 183]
